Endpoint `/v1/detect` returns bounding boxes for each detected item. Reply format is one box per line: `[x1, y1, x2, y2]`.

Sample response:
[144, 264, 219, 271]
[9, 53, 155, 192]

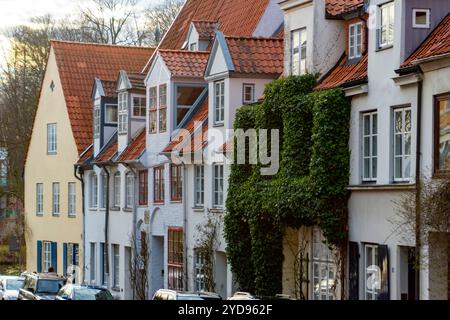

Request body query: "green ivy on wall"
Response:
[224, 75, 351, 296]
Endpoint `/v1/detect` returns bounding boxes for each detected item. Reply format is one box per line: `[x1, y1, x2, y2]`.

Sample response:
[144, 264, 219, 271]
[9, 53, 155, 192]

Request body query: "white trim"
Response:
[412, 8, 430, 29]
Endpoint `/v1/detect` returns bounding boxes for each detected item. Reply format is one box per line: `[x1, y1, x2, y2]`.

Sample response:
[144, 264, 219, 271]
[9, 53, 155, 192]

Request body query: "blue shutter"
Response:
[63, 243, 67, 276]
[51, 242, 58, 273]
[37, 241, 42, 273]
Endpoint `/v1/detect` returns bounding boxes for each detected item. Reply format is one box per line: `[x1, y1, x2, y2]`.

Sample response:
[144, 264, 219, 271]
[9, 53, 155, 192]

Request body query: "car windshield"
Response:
[37, 279, 64, 294]
[73, 288, 114, 300]
[6, 279, 24, 291]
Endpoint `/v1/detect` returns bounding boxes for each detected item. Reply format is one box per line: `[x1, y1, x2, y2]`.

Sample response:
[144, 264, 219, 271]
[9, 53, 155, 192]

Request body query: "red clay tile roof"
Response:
[193, 20, 218, 40]
[93, 136, 118, 164]
[402, 13, 450, 68]
[326, 0, 364, 17]
[226, 36, 284, 75]
[101, 80, 118, 97]
[163, 98, 208, 154]
[117, 128, 146, 162]
[316, 53, 368, 90]
[77, 144, 93, 165]
[127, 72, 146, 90]
[158, 50, 210, 78]
[51, 41, 154, 155]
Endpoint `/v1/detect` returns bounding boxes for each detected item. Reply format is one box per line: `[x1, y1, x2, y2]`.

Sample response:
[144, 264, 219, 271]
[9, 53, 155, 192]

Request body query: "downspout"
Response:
[415, 79, 423, 300]
[74, 165, 85, 284]
[101, 165, 111, 289]
[183, 163, 188, 291]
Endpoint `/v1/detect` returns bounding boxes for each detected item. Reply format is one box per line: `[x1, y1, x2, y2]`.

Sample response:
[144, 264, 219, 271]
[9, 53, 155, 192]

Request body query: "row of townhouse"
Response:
[24, 0, 450, 301]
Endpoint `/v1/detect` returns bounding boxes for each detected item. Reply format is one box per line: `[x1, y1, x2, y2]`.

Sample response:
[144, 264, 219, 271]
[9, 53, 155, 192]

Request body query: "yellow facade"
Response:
[24, 47, 83, 275]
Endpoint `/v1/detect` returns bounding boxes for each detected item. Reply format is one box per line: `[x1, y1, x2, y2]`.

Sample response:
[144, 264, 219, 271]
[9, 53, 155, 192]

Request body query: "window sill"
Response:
[348, 183, 415, 192]
[111, 287, 121, 292]
[52, 214, 60, 217]
[138, 204, 148, 208]
[210, 207, 224, 213]
[47, 152, 57, 156]
[68, 215, 77, 219]
[170, 200, 183, 204]
[88, 207, 98, 211]
[154, 202, 165, 205]
[99, 208, 106, 212]
[110, 207, 120, 211]
[192, 207, 205, 212]
[375, 45, 393, 52]
[213, 123, 225, 128]
[123, 208, 133, 212]
[36, 213, 44, 217]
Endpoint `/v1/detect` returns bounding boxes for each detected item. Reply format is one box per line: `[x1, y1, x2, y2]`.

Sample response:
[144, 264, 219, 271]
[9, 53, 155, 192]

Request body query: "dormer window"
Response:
[176, 85, 204, 127]
[105, 104, 118, 124]
[413, 9, 430, 29]
[149, 87, 157, 134]
[94, 103, 100, 138]
[190, 43, 198, 51]
[291, 28, 307, 76]
[133, 96, 146, 118]
[118, 92, 128, 135]
[378, 2, 394, 49]
[349, 22, 363, 59]
[159, 84, 167, 133]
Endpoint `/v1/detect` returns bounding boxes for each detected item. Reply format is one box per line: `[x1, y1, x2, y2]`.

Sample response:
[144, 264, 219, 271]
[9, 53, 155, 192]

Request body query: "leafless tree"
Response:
[144, 0, 185, 44]
[129, 231, 149, 300]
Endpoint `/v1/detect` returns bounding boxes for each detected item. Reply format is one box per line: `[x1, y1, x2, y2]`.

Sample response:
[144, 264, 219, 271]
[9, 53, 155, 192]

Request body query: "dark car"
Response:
[56, 284, 114, 300]
[153, 289, 222, 300]
[18, 273, 66, 300]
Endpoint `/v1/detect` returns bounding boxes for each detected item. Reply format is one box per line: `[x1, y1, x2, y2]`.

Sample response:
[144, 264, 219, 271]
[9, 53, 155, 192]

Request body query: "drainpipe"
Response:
[101, 165, 110, 289]
[74, 165, 85, 284]
[183, 163, 188, 291]
[415, 79, 423, 300]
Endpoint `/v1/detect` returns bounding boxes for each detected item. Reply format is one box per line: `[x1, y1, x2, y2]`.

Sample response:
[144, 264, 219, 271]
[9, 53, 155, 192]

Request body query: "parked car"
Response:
[0, 276, 25, 300]
[55, 284, 114, 300]
[18, 273, 66, 300]
[153, 289, 222, 300]
[228, 292, 260, 300]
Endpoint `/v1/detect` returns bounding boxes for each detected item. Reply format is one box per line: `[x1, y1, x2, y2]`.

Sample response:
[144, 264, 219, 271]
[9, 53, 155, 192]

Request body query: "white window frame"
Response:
[132, 96, 146, 118]
[312, 228, 336, 300]
[118, 92, 128, 134]
[105, 104, 118, 124]
[291, 28, 307, 76]
[364, 244, 379, 300]
[194, 250, 205, 291]
[213, 164, 224, 208]
[362, 112, 378, 182]
[36, 183, 44, 215]
[101, 173, 107, 209]
[349, 22, 363, 59]
[243, 84, 255, 104]
[378, 2, 395, 49]
[393, 107, 412, 182]
[91, 173, 98, 208]
[194, 165, 204, 207]
[112, 244, 120, 288]
[52, 182, 60, 215]
[43, 241, 52, 273]
[94, 104, 100, 138]
[125, 172, 134, 209]
[214, 81, 225, 124]
[190, 43, 198, 51]
[113, 172, 121, 208]
[68, 182, 76, 217]
[412, 9, 430, 29]
[47, 123, 57, 154]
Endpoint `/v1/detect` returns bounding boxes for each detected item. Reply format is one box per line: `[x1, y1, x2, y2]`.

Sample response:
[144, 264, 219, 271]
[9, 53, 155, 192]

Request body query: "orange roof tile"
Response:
[226, 36, 284, 75]
[163, 98, 208, 154]
[158, 50, 210, 78]
[93, 136, 118, 164]
[127, 72, 146, 90]
[51, 41, 154, 155]
[77, 144, 93, 165]
[402, 13, 450, 68]
[117, 128, 146, 162]
[192, 20, 218, 40]
[326, 0, 364, 17]
[100, 80, 118, 98]
[315, 53, 368, 90]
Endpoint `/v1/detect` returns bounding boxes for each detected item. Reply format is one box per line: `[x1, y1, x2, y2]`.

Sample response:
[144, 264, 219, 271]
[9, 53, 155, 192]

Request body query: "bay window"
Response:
[118, 92, 128, 134]
[149, 87, 157, 134]
[133, 96, 146, 118]
[159, 84, 167, 133]
[94, 105, 100, 138]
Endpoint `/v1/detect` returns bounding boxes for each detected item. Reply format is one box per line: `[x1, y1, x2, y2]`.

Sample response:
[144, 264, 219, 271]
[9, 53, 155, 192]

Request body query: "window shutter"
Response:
[63, 243, 67, 276]
[348, 242, 359, 300]
[51, 242, 58, 273]
[37, 241, 42, 273]
[377, 244, 390, 300]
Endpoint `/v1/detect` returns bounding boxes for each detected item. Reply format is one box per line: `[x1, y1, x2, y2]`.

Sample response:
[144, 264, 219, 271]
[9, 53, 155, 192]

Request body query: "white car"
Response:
[0, 276, 25, 300]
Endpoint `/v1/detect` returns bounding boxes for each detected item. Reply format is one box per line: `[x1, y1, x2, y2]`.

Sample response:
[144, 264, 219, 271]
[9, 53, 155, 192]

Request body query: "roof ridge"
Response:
[158, 49, 211, 54]
[50, 40, 155, 50]
[225, 35, 284, 41]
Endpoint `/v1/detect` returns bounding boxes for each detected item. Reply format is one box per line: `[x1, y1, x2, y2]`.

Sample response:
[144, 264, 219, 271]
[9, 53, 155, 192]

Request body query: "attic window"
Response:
[50, 81, 55, 92]
[413, 9, 430, 28]
[176, 86, 204, 126]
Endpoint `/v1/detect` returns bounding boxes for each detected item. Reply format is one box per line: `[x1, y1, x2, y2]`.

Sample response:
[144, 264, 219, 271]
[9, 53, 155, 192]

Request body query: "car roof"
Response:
[24, 273, 65, 280]
[64, 284, 107, 290]
[155, 289, 221, 297]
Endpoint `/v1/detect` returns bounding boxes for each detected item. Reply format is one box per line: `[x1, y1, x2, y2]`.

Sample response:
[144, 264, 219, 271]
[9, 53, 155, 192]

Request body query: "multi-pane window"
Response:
[94, 105, 100, 138]
[176, 86, 204, 126]
[36, 183, 44, 215]
[90, 243, 96, 284]
[170, 165, 183, 202]
[112, 244, 120, 288]
[105, 104, 118, 124]
[214, 81, 225, 124]
[243, 84, 255, 104]
[113, 172, 121, 207]
[312, 228, 336, 300]
[291, 28, 307, 76]
[154, 166, 165, 204]
[68, 182, 76, 217]
[91, 173, 98, 208]
[436, 94, 450, 173]
[349, 22, 363, 59]
[118, 92, 128, 134]
[168, 228, 184, 291]
[159, 84, 167, 133]
[139, 170, 148, 206]
[101, 173, 108, 209]
[213, 164, 224, 207]
[47, 123, 57, 154]
[149, 87, 157, 134]
[379, 2, 394, 48]
[362, 112, 378, 182]
[194, 251, 205, 291]
[125, 172, 134, 209]
[52, 183, 60, 215]
[43, 241, 52, 273]
[364, 245, 379, 300]
[412, 9, 430, 29]
[393, 107, 412, 181]
[133, 96, 146, 118]
[194, 165, 204, 207]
